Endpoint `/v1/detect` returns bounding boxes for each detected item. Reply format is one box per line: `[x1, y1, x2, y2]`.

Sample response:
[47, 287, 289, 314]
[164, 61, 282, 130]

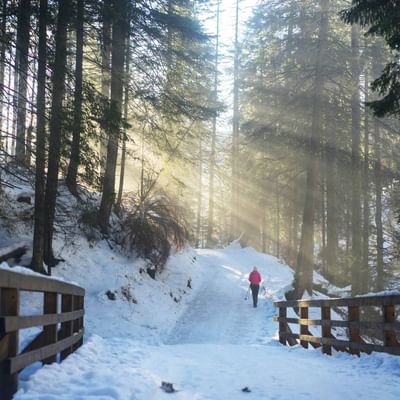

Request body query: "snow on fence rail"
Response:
[274, 295, 400, 356]
[0, 268, 85, 400]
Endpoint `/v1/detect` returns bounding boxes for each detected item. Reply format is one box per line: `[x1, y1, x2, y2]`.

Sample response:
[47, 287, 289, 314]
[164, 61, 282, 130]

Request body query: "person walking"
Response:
[248, 266, 262, 307]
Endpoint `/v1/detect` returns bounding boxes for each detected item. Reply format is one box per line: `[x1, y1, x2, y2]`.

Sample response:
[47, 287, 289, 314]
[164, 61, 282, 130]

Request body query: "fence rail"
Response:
[274, 294, 400, 357]
[0, 268, 85, 399]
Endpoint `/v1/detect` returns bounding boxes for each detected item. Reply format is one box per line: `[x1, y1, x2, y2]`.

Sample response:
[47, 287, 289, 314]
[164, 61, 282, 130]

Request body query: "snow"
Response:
[8, 243, 400, 399]
[0, 262, 79, 286]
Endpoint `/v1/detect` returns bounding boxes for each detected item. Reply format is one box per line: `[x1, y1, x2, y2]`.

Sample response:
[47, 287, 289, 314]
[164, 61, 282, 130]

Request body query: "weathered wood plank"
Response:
[275, 295, 400, 308]
[0, 310, 84, 334]
[299, 334, 322, 345]
[6, 330, 84, 375]
[321, 306, 331, 355]
[20, 331, 46, 355]
[0, 288, 19, 399]
[274, 316, 400, 331]
[60, 294, 73, 361]
[349, 306, 361, 356]
[43, 293, 58, 364]
[0, 269, 85, 296]
[279, 332, 299, 340]
[278, 307, 287, 345]
[383, 304, 399, 347]
[0, 335, 9, 362]
[300, 307, 308, 349]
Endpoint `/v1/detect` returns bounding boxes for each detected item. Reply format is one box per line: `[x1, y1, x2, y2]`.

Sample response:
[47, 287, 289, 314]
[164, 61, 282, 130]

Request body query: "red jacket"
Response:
[249, 270, 262, 285]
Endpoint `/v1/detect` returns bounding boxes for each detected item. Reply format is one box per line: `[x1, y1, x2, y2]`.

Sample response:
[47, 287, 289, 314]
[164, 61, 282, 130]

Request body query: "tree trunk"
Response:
[66, 0, 84, 196]
[231, 0, 240, 239]
[320, 148, 326, 274]
[196, 136, 202, 248]
[350, 24, 362, 295]
[206, 0, 220, 248]
[291, 185, 300, 268]
[0, 0, 7, 137]
[261, 202, 267, 253]
[374, 118, 384, 291]
[5, 59, 12, 153]
[116, 38, 131, 212]
[325, 124, 338, 282]
[14, 0, 31, 163]
[25, 55, 36, 166]
[294, 0, 329, 297]
[31, 0, 47, 274]
[361, 69, 370, 292]
[275, 178, 280, 258]
[43, 0, 72, 270]
[100, 0, 112, 172]
[98, 0, 129, 232]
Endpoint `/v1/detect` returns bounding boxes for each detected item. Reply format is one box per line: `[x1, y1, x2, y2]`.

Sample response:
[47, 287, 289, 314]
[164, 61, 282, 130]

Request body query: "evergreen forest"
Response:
[0, 0, 399, 298]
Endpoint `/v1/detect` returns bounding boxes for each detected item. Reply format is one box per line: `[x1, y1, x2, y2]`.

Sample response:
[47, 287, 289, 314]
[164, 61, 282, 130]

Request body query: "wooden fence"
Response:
[274, 295, 400, 356]
[0, 268, 85, 399]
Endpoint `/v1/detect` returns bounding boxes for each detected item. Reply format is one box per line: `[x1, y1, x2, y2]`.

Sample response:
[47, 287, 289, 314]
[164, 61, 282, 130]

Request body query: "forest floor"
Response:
[7, 243, 400, 400]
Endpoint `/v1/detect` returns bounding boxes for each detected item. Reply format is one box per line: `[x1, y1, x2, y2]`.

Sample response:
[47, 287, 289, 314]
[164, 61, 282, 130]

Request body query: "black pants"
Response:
[250, 284, 259, 307]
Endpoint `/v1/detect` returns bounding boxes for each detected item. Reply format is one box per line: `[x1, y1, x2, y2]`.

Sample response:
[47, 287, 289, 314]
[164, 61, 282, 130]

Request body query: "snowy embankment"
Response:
[9, 242, 400, 400]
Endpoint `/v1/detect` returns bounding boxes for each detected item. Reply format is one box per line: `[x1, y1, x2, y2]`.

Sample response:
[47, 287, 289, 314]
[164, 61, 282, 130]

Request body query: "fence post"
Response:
[0, 288, 20, 400]
[348, 305, 360, 356]
[321, 306, 331, 355]
[72, 296, 81, 352]
[78, 296, 84, 348]
[300, 307, 308, 349]
[43, 292, 58, 364]
[60, 294, 73, 361]
[278, 307, 287, 345]
[383, 304, 398, 347]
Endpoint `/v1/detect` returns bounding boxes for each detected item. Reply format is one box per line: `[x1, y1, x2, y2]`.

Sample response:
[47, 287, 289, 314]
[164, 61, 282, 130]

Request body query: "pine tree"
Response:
[43, 0, 72, 269]
[341, 1, 400, 117]
[31, 0, 48, 274]
[295, 0, 330, 297]
[14, 0, 31, 163]
[206, 0, 220, 248]
[66, 0, 85, 196]
[350, 23, 362, 295]
[98, 0, 129, 232]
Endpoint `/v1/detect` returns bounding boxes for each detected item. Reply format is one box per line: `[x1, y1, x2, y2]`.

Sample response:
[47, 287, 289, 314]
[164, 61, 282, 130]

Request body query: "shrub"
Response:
[118, 191, 188, 270]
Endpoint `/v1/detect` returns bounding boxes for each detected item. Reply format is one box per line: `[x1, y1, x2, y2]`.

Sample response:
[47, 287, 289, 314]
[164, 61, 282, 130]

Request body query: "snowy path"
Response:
[14, 246, 400, 399]
[166, 253, 276, 345]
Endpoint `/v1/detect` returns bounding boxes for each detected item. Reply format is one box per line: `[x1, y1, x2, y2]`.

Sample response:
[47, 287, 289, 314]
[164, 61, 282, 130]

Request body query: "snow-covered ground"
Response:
[8, 242, 400, 400]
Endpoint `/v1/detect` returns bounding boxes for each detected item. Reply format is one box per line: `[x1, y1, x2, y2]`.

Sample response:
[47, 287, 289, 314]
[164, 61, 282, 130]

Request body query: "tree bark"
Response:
[100, 0, 112, 172]
[231, 0, 240, 239]
[31, 0, 48, 274]
[294, 0, 329, 297]
[350, 24, 362, 295]
[325, 120, 338, 282]
[196, 136, 202, 248]
[206, 0, 220, 248]
[275, 178, 280, 258]
[43, 0, 72, 269]
[0, 0, 7, 137]
[66, 0, 84, 196]
[361, 69, 370, 292]
[320, 149, 326, 274]
[374, 118, 384, 291]
[116, 38, 130, 212]
[14, 0, 31, 163]
[98, 0, 129, 232]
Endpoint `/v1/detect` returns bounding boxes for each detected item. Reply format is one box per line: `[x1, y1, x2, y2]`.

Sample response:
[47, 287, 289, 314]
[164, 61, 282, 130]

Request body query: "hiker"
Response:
[248, 266, 262, 307]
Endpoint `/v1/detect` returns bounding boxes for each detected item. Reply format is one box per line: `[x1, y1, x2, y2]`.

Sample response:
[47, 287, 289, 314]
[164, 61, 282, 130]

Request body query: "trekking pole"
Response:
[245, 285, 251, 300]
[261, 285, 266, 296]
